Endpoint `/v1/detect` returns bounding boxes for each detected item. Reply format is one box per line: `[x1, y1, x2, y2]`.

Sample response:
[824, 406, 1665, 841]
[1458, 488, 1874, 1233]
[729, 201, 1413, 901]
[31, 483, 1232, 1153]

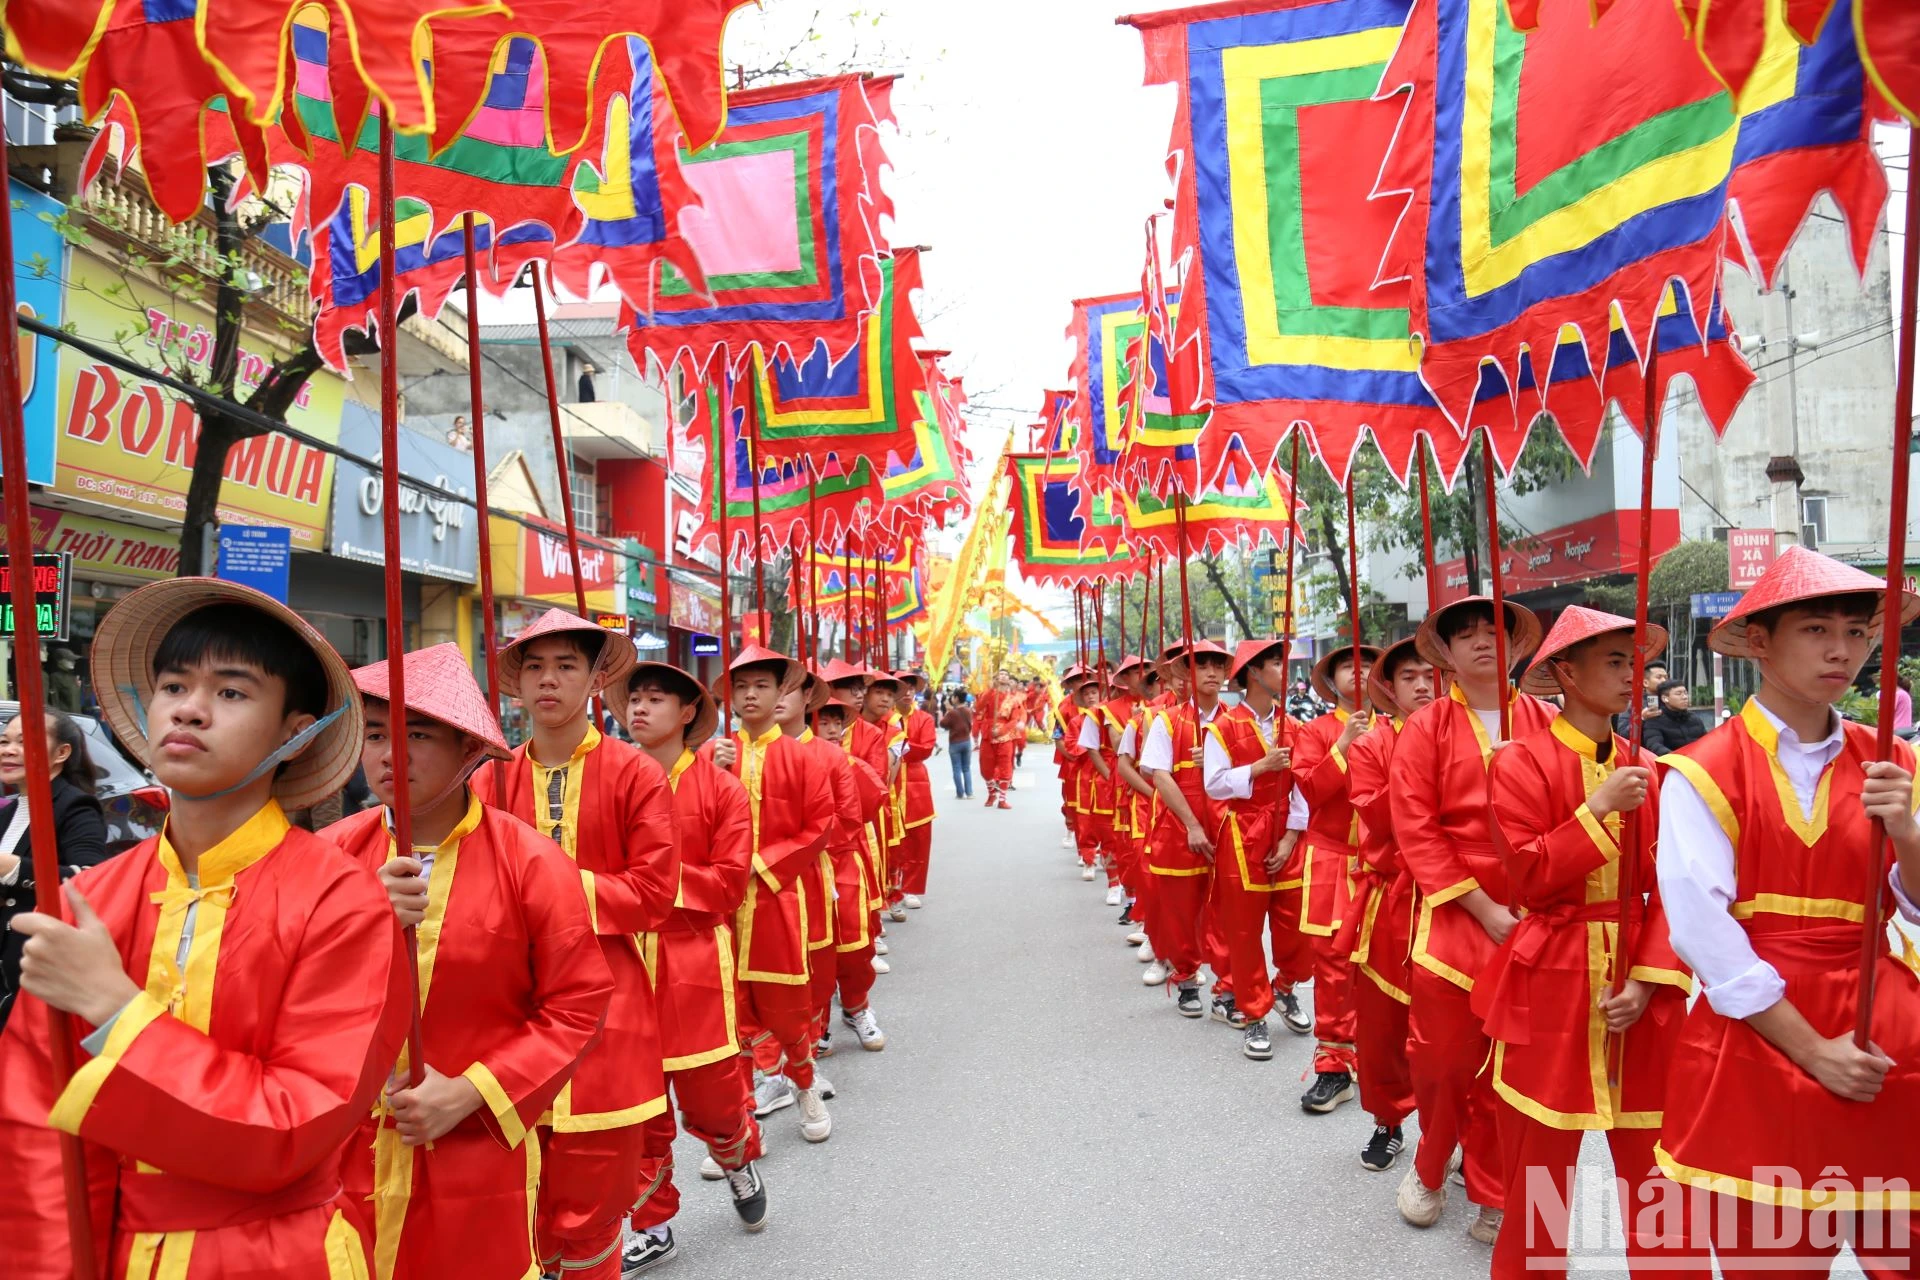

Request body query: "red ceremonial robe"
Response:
[657, 751, 753, 1071]
[1346, 717, 1418, 1129]
[0, 801, 411, 1279]
[896, 706, 937, 897]
[328, 796, 613, 1280]
[842, 716, 891, 913]
[473, 726, 680, 1130]
[713, 727, 833, 985]
[1207, 700, 1311, 1023]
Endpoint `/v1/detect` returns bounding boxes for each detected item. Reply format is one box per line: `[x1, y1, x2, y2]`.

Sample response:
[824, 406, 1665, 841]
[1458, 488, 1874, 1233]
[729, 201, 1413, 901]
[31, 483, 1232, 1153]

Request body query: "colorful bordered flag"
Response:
[1667, 0, 1920, 127]
[623, 74, 895, 377]
[1119, 431, 1304, 557]
[1125, 0, 1458, 489]
[1379, 0, 1735, 431]
[1007, 453, 1143, 587]
[1117, 217, 1208, 496]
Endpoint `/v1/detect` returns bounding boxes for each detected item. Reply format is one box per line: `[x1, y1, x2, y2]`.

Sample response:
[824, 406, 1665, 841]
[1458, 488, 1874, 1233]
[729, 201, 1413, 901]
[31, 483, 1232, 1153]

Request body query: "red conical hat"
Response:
[498, 607, 637, 692]
[820, 657, 871, 687]
[1520, 606, 1670, 697]
[892, 667, 929, 690]
[1229, 638, 1285, 685]
[1710, 546, 1920, 658]
[1414, 595, 1545, 672]
[1111, 653, 1145, 679]
[792, 668, 834, 715]
[864, 666, 905, 691]
[608, 661, 721, 748]
[1367, 635, 1448, 716]
[353, 643, 511, 759]
[1161, 638, 1231, 665]
[1311, 644, 1384, 705]
[728, 643, 802, 690]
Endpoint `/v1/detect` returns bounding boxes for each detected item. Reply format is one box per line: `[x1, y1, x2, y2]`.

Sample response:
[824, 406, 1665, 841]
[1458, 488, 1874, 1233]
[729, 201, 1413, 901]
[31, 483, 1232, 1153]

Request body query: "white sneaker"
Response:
[700, 1155, 725, 1181]
[871, 955, 891, 974]
[1104, 885, 1123, 907]
[1137, 940, 1156, 964]
[848, 1006, 886, 1051]
[874, 938, 890, 956]
[1061, 835, 1074, 849]
[904, 894, 923, 909]
[1080, 865, 1096, 881]
[797, 1087, 831, 1143]
[1468, 1207, 1502, 1245]
[1126, 931, 1148, 947]
[1397, 1164, 1446, 1228]
[752, 1073, 796, 1118]
[887, 904, 908, 923]
[1142, 958, 1170, 985]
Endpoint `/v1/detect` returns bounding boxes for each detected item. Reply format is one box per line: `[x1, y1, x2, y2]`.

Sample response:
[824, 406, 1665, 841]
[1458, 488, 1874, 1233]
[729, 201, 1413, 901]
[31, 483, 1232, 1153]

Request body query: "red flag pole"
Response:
[531, 265, 590, 622]
[1176, 490, 1198, 700]
[1279, 430, 1302, 745]
[717, 381, 735, 682]
[459, 216, 503, 732]
[806, 461, 821, 660]
[377, 116, 429, 1090]
[742, 364, 768, 634]
[0, 104, 97, 1280]
[1094, 579, 1108, 688]
[1138, 555, 1153, 660]
[1416, 440, 1441, 615]
[1344, 469, 1364, 680]
[841, 536, 854, 663]
[1156, 554, 1166, 656]
[1857, 162, 1920, 1047]
[1480, 433, 1512, 741]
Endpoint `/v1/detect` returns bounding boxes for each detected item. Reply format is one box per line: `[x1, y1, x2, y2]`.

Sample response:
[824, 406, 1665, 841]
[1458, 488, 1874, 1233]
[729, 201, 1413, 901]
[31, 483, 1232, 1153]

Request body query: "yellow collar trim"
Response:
[1450, 683, 1495, 765]
[1549, 715, 1608, 761]
[669, 750, 696, 790]
[739, 725, 783, 748]
[159, 799, 291, 887]
[1740, 699, 1835, 845]
[389, 791, 484, 858]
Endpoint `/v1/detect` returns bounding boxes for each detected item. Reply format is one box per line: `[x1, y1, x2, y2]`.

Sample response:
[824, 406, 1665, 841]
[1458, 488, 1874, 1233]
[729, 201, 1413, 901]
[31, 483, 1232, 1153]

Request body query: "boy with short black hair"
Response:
[1657, 550, 1920, 1276]
[812, 695, 885, 1053]
[473, 608, 682, 1280]
[0, 578, 412, 1275]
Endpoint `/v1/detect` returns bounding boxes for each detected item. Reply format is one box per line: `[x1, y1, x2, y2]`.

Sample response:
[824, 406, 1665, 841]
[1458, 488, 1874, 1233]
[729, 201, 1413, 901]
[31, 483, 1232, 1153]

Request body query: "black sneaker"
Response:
[1361, 1124, 1405, 1172]
[1176, 983, 1205, 1018]
[816, 1031, 833, 1059]
[622, 1226, 676, 1276]
[1116, 903, 1135, 926]
[1301, 1070, 1356, 1114]
[1277, 990, 1313, 1035]
[1209, 993, 1238, 1025]
[727, 1160, 769, 1232]
[1242, 1019, 1273, 1060]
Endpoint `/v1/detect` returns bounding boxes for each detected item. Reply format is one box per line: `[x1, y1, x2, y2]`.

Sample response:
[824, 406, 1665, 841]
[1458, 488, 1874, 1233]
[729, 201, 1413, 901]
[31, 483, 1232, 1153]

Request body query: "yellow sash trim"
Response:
[1740, 699, 1835, 846]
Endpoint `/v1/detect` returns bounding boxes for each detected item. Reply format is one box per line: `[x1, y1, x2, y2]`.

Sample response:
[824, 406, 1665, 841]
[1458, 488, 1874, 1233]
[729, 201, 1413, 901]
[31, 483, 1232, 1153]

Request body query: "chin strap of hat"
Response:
[120, 684, 347, 802]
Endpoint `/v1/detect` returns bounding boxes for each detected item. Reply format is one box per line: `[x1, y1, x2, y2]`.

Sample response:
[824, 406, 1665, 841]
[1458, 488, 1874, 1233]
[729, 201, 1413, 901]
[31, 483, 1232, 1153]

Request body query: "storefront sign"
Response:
[329, 404, 478, 581]
[217, 525, 292, 603]
[691, 633, 721, 657]
[595, 613, 631, 632]
[0, 552, 72, 640]
[8, 181, 66, 486]
[1727, 528, 1777, 591]
[1691, 591, 1741, 619]
[0, 504, 181, 582]
[668, 569, 724, 634]
[1431, 508, 1679, 606]
[53, 252, 344, 549]
[521, 517, 617, 600]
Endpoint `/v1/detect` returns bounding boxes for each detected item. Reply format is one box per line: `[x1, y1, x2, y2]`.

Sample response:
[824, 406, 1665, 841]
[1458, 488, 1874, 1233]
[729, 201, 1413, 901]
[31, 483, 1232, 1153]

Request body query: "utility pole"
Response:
[1762, 259, 1808, 555]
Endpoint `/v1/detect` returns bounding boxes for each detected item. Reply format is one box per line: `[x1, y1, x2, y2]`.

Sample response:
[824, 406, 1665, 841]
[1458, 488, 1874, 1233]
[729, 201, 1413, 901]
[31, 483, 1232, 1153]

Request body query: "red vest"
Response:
[1208, 701, 1291, 891]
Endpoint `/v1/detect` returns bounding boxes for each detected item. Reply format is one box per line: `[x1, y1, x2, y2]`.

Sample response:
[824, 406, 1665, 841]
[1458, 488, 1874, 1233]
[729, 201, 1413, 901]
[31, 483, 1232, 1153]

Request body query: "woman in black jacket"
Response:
[0, 709, 111, 1029]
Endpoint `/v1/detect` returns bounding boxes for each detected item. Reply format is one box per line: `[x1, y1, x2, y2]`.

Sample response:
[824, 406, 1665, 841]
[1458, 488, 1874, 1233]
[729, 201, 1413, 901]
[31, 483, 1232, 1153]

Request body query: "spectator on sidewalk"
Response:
[1640, 680, 1707, 755]
[941, 693, 974, 799]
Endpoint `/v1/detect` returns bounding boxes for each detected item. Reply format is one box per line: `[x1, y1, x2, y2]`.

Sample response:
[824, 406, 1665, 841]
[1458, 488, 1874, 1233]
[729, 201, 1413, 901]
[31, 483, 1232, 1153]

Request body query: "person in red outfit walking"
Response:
[619, 660, 770, 1262]
[976, 671, 1024, 808]
[1288, 643, 1382, 1114]
[1389, 597, 1553, 1245]
[889, 670, 937, 911]
[1656, 549, 1920, 1277]
[1344, 637, 1442, 1175]
[1477, 607, 1700, 1279]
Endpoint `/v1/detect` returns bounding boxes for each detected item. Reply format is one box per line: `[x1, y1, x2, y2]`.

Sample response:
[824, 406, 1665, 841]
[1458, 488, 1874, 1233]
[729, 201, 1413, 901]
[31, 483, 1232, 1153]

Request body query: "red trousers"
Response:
[808, 939, 839, 1041]
[980, 741, 1014, 787]
[737, 977, 816, 1090]
[1309, 932, 1358, 1073]
[631, 1059, 764, 1232]
[1409, 967, 1503, 1208]
[538, 1126, 650, 1279]
[1493, 1107, 1706, 1278]
[1706, 1194, 1916, 1279]
[1148, 868, 1212, 982]
[1218, 873, 1313, 1023]
[1202, 881, 1232, 995]
[1074, 810, 1102, 868]
[897, 821, 932, 896]
[1352, 972, 1415, 1127]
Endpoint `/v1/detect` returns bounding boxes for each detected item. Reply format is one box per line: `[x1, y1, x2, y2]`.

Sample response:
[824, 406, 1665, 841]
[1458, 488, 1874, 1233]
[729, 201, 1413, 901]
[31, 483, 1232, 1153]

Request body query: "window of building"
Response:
[571, 457, 597, 535]
[1801, 495, 1828, 548]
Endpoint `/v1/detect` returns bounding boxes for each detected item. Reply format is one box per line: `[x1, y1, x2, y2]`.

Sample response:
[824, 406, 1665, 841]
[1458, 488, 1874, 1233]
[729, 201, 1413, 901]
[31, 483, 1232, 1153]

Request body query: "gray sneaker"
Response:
[752, 1073, 795, 1118]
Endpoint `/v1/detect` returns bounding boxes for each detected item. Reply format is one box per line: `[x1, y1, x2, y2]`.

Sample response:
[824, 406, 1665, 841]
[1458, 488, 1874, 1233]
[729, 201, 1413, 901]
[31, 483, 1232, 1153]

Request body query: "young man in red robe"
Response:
[1344, 637, 1441, 1175]
[1060, 674, 1104, 883]
[1051, 666, 1089, 853]
[1203, 639, 1312, 1061]
[1080, 656, 1146, 908]
[1138, 641, 1230, 1019]
[813, 692, 886, 1055]
[1656, 549, 1920, 1277]
[0, 578, 412, 1278]
[1477, 608, 1698, 1277]
[330, 643, 614, 1280]
[712, 646, 834, 1143]
[1288, 644, 1382, 1113]
[1390, 596, 1553, 1244]
[891, 669, 937, 911]
[618, 661, 768, 1266]
[471, 608, 681, 1280]
[1115, 666, 1164, 948]
[825, 661, 892, 974]
[976, 670, 1024, 809]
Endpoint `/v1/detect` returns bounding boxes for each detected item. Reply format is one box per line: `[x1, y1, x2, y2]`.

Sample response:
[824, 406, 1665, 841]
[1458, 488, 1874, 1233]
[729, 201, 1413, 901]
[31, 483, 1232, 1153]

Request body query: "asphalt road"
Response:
[655, 762, 1870, 1279]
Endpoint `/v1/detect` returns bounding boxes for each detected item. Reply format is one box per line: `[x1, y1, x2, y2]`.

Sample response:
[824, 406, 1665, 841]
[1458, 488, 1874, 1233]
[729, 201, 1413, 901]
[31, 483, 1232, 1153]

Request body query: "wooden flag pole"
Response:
[377, 116, 429, 1089]
[1279, 431, 1302, 745]
[1344, 469, 1364, 685]
[0, 97, 97, 1280]
[531, 265, 590, 623]
[459, 216, 503, 727]
[1856, 160, 1920, 1048]
[1416, 441, 1441, 615]
[1480, 433, 1513, 741]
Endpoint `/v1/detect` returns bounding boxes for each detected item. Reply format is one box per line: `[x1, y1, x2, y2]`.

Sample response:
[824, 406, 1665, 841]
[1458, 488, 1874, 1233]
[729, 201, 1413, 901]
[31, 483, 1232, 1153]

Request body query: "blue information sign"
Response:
[691, 633, 721, 657]
[1691, 591, 1741, 620]
[218, 526, 293, 603]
